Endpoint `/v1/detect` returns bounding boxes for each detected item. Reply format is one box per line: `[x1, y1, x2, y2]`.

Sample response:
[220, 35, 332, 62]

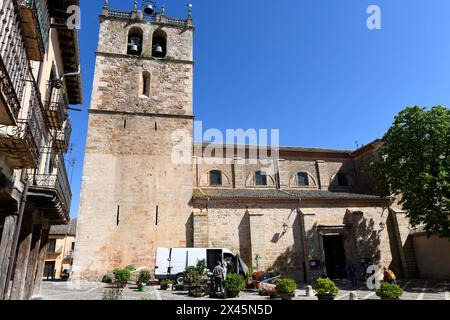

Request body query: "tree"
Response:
[371, 106, 450, 238]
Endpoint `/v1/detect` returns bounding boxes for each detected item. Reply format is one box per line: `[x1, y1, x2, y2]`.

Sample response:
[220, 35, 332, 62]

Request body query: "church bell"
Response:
[144, 4, 155, 15]
[128, 36, 141, 55]
[153, 45, 164, 57]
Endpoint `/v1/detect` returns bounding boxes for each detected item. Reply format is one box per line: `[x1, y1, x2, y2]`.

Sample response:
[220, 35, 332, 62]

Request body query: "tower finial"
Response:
[103, 0, 109, 9]
[161, 4, 165, 16]
[187, 3, 192, 18]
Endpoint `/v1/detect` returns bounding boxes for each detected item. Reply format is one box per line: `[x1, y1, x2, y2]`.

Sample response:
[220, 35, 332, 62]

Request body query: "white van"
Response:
[155, 247, 248, 283]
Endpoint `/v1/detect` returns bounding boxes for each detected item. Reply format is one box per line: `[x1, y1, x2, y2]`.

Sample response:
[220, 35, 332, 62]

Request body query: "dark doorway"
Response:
[323, 235, 347, 279]
[44, 261, 55, 279]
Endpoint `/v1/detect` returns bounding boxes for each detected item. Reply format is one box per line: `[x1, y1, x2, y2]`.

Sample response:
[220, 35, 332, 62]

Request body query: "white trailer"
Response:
[155, 247, 248, 283]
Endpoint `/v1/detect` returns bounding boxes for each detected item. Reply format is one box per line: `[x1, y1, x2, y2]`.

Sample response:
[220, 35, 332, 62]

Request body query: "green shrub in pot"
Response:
[376, 282, 403, 300]
[223, 274, 245, 298]
[275, 278, 297, 300]
[113, 268, 131, 288]
[314, 277, 339, 300]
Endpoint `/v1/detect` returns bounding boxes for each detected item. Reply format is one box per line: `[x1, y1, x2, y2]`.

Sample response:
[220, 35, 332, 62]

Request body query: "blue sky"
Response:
[68, 0, 450, 217]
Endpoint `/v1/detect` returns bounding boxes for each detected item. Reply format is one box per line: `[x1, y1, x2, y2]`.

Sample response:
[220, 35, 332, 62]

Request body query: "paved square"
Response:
[39, 279, 449, 300]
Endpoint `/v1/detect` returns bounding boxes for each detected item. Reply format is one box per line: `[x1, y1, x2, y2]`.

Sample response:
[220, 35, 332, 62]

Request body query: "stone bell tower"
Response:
[74, 1, 195, 280]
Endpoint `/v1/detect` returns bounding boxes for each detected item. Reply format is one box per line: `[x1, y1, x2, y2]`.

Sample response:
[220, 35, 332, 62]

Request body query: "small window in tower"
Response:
[142, 71, 150, 96]
[337, 173, 348, 187]
[209, 170, 222, 186]
[255, 171, 268, 186]
[297, 172, 309, 186]
[127, 27, 143, 56]
[152, 30, 167, 58]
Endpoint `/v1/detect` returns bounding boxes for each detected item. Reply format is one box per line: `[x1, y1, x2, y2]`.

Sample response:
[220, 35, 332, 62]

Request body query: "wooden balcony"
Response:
[26, 156, 72, 224]
[18, 0, 50, 61]
[0, 88, 45, 169]
[44, 81, 68, 130]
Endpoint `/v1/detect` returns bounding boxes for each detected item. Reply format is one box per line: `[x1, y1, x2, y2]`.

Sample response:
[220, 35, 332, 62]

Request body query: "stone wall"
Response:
[413, 233, 450, 280]
[74, 112, 194, 280]
[192, 203, 403, 282]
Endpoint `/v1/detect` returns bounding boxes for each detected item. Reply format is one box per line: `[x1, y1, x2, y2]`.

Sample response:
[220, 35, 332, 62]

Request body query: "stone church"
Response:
[73, 3, 417, 282]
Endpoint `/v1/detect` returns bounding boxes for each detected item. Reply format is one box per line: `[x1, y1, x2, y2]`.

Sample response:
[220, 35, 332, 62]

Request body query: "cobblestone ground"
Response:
[39, 279, 449, 301]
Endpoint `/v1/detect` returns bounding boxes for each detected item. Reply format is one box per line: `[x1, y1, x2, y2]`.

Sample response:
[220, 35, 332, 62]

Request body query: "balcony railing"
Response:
[47, 246, 62, 254]
[44, 80, 68, 130]
[28, 155, 72, 214]
[0, 86, 45, 168]
[18, 0, 50, 61]
[63, 251, 73, 262]
[0, 0, 29, 125]
[104, 9, 191, 27]
[55, 118, 71, 153]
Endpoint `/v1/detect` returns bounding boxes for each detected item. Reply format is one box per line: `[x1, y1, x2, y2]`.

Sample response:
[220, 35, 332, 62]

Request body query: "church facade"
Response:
[73, 3, 417, 282]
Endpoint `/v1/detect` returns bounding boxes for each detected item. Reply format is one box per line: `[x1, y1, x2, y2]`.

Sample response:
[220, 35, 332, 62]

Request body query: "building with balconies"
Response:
[0, 0, 82, 300]
[43, 219, 76, 280]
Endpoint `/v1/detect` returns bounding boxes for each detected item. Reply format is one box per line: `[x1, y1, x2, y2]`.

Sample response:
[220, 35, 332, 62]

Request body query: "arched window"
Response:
[297, 172, 309, 186]
[152, 30, 167, 58]
[255, 171, 268, 186]
[209, 170, 222, 186]
[127, 27, 143, 56]
[142, 71, 150, 96]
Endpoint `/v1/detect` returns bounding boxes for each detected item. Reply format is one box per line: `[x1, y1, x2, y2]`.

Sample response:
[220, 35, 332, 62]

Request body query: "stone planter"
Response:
[279, 292, 295, 300]
[316, 294, 335, 301]
[226, 290, 240, 298]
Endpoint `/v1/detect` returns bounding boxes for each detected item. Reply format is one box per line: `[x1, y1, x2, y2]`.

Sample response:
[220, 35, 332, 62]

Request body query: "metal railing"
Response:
[47, 246, 62, 254]
[0, 0, 29, 120]
[0, 85, 45, 167]
[44, 80, 68, 129]
[105, 8, 190, 27]
[27, 154, 72, 213]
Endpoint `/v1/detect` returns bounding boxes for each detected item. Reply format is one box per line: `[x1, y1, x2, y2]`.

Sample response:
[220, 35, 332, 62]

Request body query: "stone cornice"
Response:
[95, 51, 195, 65]
[88, 109, 195, 120]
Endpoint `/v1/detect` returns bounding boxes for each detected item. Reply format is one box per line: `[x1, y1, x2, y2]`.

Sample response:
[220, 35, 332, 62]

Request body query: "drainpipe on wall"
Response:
[3, 175, 29, 299]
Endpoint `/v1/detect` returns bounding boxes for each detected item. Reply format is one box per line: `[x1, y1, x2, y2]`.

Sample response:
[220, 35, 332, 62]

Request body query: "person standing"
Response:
[347, 263, 357, 287]
[213, 261, 225, 293]
[383, 267, 397, 284]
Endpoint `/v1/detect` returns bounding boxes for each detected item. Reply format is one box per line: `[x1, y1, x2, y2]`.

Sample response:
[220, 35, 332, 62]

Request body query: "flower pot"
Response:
[138, 285, 145, 292]
[160, 284, 167, 290]
[279, 292, 295, 301]
[226, 290, 240, 298]
[316, 294, 335, 300]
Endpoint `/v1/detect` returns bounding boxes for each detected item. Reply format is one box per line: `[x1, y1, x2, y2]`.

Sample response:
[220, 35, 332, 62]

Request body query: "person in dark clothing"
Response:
[347, 263, 357, 287]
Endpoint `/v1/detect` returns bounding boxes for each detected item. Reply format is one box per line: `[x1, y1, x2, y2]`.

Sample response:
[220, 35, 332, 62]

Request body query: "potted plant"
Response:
[160, 279, 174, 290]
[137, 281, 145, 292]
[275, 278, 297, 300]
[314, 277, 339, 300]
[102, 274, 113, 284]
[375, 282, 403, 300]
[138, 270, 152, 285]
[223, 273, 245, 298]
[184, 266, 202, 294]
[252, 271, 266, 289]
[245, 268, 253, 288]
[113, 268, 131, 288]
